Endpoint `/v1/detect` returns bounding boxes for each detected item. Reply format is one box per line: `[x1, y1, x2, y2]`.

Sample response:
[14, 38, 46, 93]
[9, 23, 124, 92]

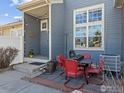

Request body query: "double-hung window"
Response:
[74, 4, 104, 50]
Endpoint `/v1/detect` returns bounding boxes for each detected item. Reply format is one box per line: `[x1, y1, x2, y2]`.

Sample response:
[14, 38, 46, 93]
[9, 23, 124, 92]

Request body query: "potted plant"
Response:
[28, 49, 34, 58]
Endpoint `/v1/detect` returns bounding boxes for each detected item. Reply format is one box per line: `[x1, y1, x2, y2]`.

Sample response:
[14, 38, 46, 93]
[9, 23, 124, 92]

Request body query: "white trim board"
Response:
[49, 4, 52, 60]
[51, 0, 63, 4]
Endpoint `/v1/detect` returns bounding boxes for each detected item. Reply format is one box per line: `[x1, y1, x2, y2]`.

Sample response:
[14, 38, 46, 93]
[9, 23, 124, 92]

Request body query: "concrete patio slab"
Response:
[0, 70, 63, 93]
[0, 80, 32, 93]
[18, 84, 63, 93]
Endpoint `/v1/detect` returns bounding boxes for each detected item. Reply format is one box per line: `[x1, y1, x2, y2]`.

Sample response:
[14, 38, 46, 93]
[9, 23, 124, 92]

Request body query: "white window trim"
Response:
[73, 3, 104, 51]
[40, 19, 48, 31]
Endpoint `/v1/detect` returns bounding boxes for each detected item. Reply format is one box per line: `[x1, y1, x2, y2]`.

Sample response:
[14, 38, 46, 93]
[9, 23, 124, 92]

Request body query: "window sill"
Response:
[74, 48, 104, 51]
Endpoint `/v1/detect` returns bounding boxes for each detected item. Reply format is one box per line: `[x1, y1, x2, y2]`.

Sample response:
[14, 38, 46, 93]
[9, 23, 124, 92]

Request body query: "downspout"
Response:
[120, 0, 124, 61]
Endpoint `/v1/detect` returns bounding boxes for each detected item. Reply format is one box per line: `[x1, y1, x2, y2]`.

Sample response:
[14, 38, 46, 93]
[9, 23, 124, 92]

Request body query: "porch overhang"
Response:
[17, 0, 63, 12]
[0, 21, 22, 29]
[17, 0, 50, 12]
[114, 0, 124, 8]
[17, 0, 51, 19]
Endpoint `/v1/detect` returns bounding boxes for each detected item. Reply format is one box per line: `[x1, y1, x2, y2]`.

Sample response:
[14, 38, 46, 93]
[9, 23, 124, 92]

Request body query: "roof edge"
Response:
[0, 21, 22, 28]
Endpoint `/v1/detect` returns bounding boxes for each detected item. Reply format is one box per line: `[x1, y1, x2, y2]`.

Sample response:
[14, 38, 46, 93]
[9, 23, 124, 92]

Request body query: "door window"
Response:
[41, 19, 48, 31]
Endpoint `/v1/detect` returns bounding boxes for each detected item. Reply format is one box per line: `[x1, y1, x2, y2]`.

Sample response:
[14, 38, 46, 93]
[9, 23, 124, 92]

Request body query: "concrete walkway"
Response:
[0, 70, 63, 93]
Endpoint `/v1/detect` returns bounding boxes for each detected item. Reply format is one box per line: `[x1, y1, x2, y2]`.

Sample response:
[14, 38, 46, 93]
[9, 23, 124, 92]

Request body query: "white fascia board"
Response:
[51, 0, 63, 4]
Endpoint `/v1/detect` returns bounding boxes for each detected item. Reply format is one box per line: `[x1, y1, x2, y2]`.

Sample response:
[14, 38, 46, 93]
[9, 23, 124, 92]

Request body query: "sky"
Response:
[0, 0, 32, 25]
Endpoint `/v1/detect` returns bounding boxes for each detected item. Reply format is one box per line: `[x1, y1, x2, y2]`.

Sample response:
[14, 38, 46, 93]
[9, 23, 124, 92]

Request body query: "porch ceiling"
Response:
[17, 0, 49, 19]
[17, 0, 49, 12]
[26, 5, 49, 19]
[17, 0, 64, 18]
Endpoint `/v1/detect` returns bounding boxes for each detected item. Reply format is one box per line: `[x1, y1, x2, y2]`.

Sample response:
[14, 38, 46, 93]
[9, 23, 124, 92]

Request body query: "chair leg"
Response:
[102, 71, 105, 81]
[65, 75, 67, 80]
[60, 71, 64, 76]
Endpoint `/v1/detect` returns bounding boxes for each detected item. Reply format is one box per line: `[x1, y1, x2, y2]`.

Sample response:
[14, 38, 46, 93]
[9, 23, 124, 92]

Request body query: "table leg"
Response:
[84, 66, 89, 84]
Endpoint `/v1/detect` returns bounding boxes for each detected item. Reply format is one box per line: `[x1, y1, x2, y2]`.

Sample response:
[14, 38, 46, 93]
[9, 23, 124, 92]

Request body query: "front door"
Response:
[40, 19, 49, 57]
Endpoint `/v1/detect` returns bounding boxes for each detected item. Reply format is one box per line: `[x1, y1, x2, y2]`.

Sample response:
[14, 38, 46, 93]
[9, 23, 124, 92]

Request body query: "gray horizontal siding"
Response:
[64, 0, 123, 61]
[51, 4, 65, 59]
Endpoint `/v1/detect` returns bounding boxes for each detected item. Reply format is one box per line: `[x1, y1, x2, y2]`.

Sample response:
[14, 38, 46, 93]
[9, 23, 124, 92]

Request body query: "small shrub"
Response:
[0, 47, 19, 69]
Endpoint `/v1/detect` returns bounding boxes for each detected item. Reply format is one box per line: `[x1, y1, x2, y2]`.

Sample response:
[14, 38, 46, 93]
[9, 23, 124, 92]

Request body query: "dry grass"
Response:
[121, 63, 124, 77]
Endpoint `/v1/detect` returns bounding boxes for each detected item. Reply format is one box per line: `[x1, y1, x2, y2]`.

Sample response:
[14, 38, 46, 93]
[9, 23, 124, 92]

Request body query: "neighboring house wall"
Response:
[64, 0, 123, 61]
[0, 24, 22, 36]
[24, 13, 40, 56]
[51, 4, 65, 59]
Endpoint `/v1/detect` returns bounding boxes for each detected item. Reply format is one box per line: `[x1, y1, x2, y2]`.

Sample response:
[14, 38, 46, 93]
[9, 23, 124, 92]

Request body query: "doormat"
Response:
[29, 62, 45, 66]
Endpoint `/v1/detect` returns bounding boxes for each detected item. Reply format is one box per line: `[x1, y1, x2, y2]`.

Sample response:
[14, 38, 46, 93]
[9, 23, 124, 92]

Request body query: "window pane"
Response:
[75, 37, 87, 48]
[88, 25, 102, 47]
[89, 8, 102, 22]
[75, 27, 86, 37]
[76, 12, 87, 24]
[75, 27, 87, 48]
[42, 23, 47, 29]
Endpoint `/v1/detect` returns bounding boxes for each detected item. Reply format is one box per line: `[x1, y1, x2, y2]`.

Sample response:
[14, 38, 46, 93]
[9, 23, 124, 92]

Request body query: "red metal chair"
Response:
[57, 54, 66, 68]
[86, 58, 105, 85]
[57, 54, 66, 75]
[87, 58, 104, 74]
[64, 59, 84, 89]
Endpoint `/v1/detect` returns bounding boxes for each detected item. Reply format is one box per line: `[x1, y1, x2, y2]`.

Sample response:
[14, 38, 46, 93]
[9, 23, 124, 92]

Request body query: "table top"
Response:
[100, 54, 120, 57]
[79, 59, 92, 64]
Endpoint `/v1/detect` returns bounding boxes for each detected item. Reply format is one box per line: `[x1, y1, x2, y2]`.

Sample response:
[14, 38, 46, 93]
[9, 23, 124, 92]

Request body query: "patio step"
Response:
[13, 63, 47, 78]
[24, 57, 49, 63]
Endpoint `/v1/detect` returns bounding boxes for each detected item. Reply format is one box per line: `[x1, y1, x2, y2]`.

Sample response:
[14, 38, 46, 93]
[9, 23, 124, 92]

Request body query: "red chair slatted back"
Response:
[99, 58, 105, 71]
[57, 54, 66, 67]
[65, 60, 78, 76]
[83, 53, 92, 59]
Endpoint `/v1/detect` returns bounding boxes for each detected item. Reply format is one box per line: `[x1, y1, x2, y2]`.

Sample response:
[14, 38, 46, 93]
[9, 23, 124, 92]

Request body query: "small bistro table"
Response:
[78, 59, 92, 84]
[71, 56, 92, 84]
